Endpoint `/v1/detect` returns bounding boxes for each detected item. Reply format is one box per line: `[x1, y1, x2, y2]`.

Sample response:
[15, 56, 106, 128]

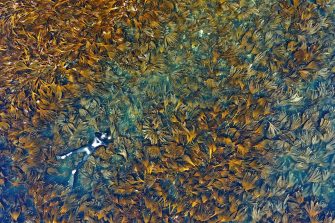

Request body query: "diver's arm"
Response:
[56, 130, 111, 160]
[56, 146, 92, 160]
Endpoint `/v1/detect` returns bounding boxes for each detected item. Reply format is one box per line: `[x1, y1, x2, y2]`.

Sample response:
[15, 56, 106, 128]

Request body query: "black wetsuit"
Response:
[56, 129, 112, 188]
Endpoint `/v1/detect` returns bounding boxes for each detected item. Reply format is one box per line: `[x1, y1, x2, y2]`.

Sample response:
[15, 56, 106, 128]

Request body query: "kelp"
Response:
[1, 0, 335, 222]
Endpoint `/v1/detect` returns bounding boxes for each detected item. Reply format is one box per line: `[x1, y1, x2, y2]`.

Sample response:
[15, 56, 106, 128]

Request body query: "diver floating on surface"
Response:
[56, 129, 112, 189]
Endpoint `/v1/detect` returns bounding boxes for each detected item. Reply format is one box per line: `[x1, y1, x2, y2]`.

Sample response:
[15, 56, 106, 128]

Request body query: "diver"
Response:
[56, 129, 112, 188]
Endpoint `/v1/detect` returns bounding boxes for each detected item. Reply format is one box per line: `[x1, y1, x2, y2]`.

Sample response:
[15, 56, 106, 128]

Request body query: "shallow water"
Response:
[0, 0, 335, 222]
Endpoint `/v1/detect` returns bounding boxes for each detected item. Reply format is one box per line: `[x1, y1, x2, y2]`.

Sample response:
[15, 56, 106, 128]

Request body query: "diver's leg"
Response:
[68, 153, 90, 188]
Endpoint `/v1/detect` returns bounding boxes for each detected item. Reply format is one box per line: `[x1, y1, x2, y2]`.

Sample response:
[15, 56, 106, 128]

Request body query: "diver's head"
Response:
[94, 128, 112, 146]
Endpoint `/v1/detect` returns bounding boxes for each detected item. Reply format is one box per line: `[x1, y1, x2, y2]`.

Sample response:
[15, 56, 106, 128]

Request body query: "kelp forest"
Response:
[0, 0, 335, 222]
